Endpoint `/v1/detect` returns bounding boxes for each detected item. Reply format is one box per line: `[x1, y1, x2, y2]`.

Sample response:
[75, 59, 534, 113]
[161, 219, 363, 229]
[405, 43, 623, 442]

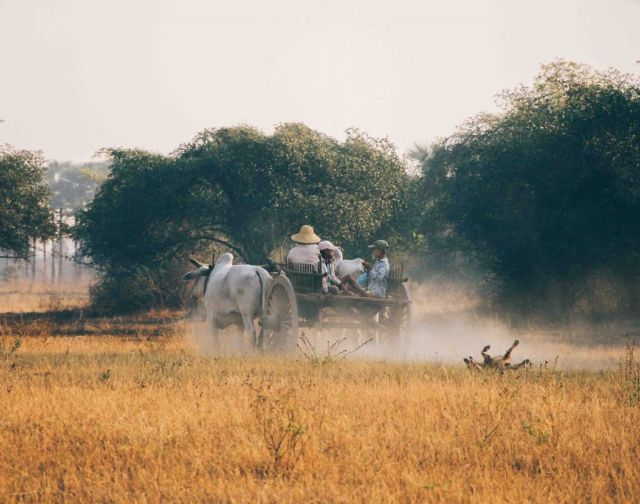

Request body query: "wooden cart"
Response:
[258, 262, 412, 351]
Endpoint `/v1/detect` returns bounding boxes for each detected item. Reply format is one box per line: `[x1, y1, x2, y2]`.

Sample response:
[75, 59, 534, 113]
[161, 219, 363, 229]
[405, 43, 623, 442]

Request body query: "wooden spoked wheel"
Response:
[381, 283, 413, 348]
[259, 275, 299, 352]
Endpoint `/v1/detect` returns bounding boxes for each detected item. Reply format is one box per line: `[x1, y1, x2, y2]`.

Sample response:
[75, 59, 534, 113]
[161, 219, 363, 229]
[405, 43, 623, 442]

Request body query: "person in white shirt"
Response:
[319, 240, 365, 296]
[286, 225, 322, 266]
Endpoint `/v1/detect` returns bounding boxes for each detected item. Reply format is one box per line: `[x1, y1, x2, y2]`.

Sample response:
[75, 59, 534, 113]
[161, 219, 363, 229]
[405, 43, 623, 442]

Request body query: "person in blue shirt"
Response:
[358, 239, 390, 298]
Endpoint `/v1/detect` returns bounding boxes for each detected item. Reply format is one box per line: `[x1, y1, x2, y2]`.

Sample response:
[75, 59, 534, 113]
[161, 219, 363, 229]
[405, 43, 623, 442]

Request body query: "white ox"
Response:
[182, 253, 271, 348]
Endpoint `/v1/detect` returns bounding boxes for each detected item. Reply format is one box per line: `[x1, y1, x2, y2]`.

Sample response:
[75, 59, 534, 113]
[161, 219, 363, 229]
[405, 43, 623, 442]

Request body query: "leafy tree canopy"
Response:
[417, 61, 640, 314]
[76, 124, 409, 270]
[0, 145, 55, 258]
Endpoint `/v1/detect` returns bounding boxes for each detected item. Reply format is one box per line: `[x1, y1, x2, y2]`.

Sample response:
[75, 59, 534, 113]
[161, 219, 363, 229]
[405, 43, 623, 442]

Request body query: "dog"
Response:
[464, 340, 531, 372]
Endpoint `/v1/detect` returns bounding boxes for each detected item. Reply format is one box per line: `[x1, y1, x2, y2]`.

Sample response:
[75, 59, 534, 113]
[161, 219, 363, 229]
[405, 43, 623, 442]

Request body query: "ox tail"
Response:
[255, 268, 270, 317]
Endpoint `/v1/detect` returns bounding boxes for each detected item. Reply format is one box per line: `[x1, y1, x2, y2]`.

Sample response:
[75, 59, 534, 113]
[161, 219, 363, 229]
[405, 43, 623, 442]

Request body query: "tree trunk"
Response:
[50, 238, 56, 284]
[43, 241, 47, 282]
[31, 237, 36, 282]
[58, 210, 64, 284]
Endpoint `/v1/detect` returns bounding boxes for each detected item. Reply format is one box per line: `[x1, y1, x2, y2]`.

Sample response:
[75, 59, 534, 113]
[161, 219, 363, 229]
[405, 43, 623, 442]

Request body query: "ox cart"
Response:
[259, 262, 412, 351]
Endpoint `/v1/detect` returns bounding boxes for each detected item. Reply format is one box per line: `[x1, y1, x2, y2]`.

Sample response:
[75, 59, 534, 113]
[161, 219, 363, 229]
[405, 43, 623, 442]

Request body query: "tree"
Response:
[75, 149, 230, 267]
[75, 124, 410, 312]
[177, 124, 408, 261]
[0, 145, 55, 259]
[417, 61, 640, 317]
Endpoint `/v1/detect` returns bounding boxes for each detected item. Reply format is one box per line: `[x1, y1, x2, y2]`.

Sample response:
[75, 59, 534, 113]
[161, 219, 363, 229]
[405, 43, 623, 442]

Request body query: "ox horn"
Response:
[189, 258, 205, 268]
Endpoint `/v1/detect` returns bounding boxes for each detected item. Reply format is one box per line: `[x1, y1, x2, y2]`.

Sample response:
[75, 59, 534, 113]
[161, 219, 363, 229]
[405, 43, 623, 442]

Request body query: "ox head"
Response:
[181, 258, 213, 281]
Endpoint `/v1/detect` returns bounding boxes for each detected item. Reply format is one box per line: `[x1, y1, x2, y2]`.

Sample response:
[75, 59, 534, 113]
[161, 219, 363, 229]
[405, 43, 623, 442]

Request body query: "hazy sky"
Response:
[1, 0, 639, 162]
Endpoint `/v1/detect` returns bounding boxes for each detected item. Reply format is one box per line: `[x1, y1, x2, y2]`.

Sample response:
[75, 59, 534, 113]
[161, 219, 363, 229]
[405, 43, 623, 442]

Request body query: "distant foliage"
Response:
[417, 61, 640, 318]
[0, 145, 55, 258]
[47, 160, 109, 210]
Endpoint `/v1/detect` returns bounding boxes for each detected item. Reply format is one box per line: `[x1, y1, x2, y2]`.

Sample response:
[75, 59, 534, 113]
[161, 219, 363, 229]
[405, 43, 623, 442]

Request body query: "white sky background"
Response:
[0, 0, 639, 162]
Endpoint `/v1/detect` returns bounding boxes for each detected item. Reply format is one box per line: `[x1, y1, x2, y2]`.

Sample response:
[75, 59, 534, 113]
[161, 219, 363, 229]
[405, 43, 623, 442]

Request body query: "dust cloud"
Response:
[184, 314, 261, 357]
[380, 281, 633, 370]
[183, 280, 635, 371]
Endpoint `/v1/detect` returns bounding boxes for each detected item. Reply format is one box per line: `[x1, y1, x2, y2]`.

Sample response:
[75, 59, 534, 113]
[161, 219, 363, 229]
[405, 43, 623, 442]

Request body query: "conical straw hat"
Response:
[291, 225, 321, 244]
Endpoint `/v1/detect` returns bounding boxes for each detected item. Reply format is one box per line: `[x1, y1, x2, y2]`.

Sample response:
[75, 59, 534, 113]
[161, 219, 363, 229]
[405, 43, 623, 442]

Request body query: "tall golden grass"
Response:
[0, 280, 90, 313]
[1, 332, 639, 503]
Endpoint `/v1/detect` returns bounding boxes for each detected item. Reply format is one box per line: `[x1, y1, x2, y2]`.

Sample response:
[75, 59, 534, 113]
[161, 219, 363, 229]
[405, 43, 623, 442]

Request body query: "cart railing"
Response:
[285, 260, 407, 299]
[387, 264, 407, 298]
[284, 261, 323, 294]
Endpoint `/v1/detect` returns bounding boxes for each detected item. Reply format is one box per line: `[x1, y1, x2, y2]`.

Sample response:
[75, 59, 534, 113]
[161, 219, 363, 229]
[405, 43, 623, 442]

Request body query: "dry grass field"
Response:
[1, 283, 639, 502]
[1, 327, 639, 503]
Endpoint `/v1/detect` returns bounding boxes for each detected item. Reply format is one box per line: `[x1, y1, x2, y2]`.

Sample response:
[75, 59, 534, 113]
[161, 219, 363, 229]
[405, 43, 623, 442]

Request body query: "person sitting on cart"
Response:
[286, 225, 322, 266]
[358, 239, 390, 298]
[318, 241, 366, 296]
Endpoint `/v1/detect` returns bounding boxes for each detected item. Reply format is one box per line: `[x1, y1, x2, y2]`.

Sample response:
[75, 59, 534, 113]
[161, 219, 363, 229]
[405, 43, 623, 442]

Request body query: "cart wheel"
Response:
[259, 275, 299, 352]
[384, 283, 412, 348]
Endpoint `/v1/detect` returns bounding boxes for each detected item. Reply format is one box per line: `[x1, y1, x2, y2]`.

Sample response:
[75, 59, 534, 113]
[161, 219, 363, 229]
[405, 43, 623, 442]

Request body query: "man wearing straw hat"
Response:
[286, 224, 322, 265]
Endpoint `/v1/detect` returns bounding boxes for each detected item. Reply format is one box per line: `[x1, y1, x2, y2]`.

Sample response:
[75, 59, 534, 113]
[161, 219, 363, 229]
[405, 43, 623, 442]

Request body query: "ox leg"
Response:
[257, 325, 265, 351]
[241, 313, 258, 350]
[205, 316, 220, 353]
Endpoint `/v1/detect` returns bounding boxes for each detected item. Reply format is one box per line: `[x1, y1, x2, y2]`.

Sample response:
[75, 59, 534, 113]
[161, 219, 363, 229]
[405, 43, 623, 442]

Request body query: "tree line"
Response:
[2, 61, 639, 319]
